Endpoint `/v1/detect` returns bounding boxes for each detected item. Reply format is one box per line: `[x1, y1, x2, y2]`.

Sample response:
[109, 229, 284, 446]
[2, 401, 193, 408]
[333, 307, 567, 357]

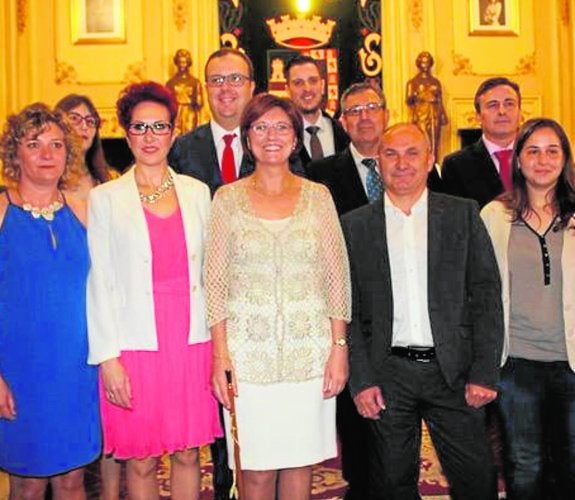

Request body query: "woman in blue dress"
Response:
[0, 103, 101, 498]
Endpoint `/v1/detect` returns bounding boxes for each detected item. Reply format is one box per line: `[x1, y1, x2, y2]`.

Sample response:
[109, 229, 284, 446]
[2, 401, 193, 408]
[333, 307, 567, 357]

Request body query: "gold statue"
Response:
[406, 52, 447, 161]
[166, 49, 203, 134]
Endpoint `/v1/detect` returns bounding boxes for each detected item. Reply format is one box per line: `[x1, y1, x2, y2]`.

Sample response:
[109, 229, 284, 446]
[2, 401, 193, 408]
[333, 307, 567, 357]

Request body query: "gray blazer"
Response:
[341, 191, 504, 396]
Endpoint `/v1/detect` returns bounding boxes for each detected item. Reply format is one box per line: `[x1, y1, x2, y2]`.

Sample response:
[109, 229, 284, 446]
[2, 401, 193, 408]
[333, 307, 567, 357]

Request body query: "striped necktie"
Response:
[362, 158, 383, 202]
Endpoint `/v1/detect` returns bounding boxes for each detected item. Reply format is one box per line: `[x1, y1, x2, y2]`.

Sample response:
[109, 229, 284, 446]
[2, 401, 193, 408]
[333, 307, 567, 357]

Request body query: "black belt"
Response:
[390, 346, 436, 362]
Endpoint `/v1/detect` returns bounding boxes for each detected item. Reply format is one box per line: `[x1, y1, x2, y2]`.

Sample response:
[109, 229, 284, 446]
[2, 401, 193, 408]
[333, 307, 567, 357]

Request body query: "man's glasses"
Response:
[206, 74, 251, 87]
[250, 122, 293, 136]
[68, 112, 98, 128]
[342, 102, 385, 117]
[127, 121, 173, 136]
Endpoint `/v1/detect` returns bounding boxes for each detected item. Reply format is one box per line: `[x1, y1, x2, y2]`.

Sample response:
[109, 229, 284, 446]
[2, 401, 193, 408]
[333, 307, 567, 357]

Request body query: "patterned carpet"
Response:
[82, 425, 459, 499]
[0, 424, 505, 499]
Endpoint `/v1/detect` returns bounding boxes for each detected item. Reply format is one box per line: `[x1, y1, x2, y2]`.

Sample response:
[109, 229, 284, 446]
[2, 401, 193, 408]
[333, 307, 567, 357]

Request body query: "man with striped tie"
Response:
[307, 81, 389, 500]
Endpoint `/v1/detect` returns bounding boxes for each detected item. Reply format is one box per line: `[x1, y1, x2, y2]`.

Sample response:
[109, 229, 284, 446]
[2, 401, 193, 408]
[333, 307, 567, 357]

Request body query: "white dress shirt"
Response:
[210, 120, 243, 177]
[385, 190, 434, 347]
[303, 113, 336, 158]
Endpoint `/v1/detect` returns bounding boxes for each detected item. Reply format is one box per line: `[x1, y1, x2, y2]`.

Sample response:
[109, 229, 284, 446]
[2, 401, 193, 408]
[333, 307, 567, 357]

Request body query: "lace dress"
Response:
[206, 179, 350, 469]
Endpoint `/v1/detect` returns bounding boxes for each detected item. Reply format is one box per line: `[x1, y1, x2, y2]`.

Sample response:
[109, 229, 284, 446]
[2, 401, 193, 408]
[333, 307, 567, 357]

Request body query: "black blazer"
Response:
[168, 124, 254, 196]
[169, 123, 307, 195]
[307, 147, 368, 216]
[298, 111, 350, 173]
[440, 139, 503, 208]
[341, 192, 503, 397]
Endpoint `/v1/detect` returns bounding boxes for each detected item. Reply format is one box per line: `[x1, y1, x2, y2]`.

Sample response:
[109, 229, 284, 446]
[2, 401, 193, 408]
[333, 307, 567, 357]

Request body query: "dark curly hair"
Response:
[116, 81, 178, 132]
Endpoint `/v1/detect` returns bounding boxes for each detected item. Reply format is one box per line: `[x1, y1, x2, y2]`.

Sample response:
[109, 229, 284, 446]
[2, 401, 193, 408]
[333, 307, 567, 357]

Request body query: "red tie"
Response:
[494, 149, 513, 192]
[221, 134, 237, 184]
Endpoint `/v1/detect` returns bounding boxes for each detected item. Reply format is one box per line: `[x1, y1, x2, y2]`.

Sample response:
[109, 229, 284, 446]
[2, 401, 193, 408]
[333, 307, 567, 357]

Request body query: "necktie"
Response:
[362, 158, 383, 202]
[221, 134, 237, 184]
[306, 126, 324, 160]
[494, 149, 513, 192]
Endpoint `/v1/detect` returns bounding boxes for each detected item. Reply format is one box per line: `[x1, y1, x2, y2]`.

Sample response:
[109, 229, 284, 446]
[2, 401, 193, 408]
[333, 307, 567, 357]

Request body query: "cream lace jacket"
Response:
[206, 179, 351, 384]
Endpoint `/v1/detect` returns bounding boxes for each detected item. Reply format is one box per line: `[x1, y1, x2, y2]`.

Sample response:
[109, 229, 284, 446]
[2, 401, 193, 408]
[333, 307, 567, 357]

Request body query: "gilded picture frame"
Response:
[70, 0, 126, 44]
[469, 0, 519, 36]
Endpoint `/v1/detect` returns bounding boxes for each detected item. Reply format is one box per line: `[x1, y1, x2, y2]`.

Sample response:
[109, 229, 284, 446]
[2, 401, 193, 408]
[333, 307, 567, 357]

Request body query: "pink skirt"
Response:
[100, 280, 222, 459]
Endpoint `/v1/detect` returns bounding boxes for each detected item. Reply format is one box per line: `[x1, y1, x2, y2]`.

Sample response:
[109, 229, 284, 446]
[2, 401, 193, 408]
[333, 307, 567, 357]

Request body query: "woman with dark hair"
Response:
[55, 94, 116, 200]
[0, 103, 101, 498]
[87, 81, 221, 499]
[206, 93, 350, 499]
[56, 92, 121, 499]
[481, 117, 575, 499]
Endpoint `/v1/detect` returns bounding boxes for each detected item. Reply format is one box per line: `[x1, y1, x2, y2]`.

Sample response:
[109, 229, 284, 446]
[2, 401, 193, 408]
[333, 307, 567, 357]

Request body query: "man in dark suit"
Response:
[440, 77, 522, 208]
[168, 47, 255, 499]
[307, 81, 388, 500]
[342, 123, 503, 499]
[169, 48, 256, 195]
[284, 55, 349, 170]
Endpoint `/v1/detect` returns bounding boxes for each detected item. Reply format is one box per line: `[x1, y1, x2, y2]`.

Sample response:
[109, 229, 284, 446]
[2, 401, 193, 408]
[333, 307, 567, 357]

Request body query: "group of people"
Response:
[0, 46, 573, 500]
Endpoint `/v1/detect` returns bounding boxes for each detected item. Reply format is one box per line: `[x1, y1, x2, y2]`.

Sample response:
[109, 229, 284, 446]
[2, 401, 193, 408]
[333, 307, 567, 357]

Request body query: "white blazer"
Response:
[87, 167, 211, 365]
[481, 200, 575, 371]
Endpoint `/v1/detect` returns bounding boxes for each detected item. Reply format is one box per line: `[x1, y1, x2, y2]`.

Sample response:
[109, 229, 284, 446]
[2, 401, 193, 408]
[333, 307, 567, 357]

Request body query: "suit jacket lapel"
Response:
[474, 140, 504, 192]
[197, 126, 224, 191]
[337, 148, 368, 207]
[427, 193, 445, 341]
[115, 167, 152, 256]
[369, 201, 394, 336]
[427, 192, 444, 282]
[172, 170, 200, 259]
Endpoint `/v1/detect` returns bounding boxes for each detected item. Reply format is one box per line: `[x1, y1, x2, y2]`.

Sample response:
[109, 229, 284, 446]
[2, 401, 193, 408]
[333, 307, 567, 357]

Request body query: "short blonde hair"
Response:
[0, 102, 81, 188]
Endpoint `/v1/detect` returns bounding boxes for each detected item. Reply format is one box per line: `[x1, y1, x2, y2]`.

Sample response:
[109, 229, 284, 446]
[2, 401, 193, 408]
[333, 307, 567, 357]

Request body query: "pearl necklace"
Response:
[17, 189, 64, 222]
[17, 190, 64, 249]
[21, 199, 64, 221]
[138, 172, 175, 204]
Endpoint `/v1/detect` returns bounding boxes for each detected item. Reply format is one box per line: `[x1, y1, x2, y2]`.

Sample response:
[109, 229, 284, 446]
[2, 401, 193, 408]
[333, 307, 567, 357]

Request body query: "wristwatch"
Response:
[333, 337, 347, 347]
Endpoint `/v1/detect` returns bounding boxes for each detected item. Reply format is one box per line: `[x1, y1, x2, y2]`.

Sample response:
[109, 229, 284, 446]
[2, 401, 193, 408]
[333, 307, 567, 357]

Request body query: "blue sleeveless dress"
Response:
[0, 198, 101, 476]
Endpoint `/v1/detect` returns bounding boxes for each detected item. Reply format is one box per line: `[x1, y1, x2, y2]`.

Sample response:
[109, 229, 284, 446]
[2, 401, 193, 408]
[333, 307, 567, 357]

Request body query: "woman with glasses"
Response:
[87, 81, 221, 499]
[56, 93, 121, 499]
[206, 93, 350, 499]
[55, 94, 117, 201]
[481, 118, 575, 499]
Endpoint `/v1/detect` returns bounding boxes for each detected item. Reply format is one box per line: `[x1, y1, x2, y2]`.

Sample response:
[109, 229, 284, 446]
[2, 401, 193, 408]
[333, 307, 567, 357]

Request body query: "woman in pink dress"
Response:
[87, 81, 221, 499]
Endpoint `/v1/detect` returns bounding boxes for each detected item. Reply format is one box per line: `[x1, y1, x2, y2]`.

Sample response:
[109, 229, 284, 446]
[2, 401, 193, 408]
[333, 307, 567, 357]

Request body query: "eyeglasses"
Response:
[206, 73, 251, 87]
[250, 122, 293, 136]
[342, 102, 385, 117]
[127, 121, 173, 136]
[68, 112, 98, 128]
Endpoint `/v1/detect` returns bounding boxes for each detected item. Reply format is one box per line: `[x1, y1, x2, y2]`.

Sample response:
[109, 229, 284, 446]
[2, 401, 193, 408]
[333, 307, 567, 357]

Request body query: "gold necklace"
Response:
[138, 171, 175, 204]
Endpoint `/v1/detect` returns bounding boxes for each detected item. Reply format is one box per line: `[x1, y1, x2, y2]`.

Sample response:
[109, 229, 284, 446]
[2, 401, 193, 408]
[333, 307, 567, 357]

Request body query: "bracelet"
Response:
[333, 337, 347, 347]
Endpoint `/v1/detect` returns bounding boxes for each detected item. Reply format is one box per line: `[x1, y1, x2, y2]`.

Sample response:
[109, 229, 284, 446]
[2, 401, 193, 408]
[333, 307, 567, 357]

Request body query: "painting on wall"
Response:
[469, 0, 519, 36]
[71, 0, 126, 44]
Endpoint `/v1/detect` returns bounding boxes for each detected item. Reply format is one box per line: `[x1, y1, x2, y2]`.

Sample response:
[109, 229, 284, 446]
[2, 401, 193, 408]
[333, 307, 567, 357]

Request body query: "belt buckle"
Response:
[408, 346, 433, 363]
